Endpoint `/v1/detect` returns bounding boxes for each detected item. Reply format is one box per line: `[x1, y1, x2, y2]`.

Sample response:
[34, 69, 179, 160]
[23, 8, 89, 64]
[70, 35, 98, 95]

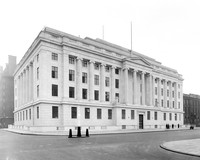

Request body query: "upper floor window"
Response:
[178, 92, 180, 99]
[131, 110, 135, 119]
[105, 66, 110, 72]
[69, 87, 75, 98]
[37, 85, 39, 97]
[169, 113, 172, 121]
[105, 77, 110, 87]
[172, 91, 175, 98]
[175, 113, 177, 121]
[37, 54, 39, 62]
[52, 66, 58, 78]
[97, 109, 102, 119]
[94, 75, 99, 85]
[82, 89, 87, 99]
[178, 84, 180, 89]
[155, 79, 157, 83]
[167, 100, 169, 107]
[172, 83, 175, 87]
[115, 79, 119, 88]
[108, 109, 112, 119]
[164, 113, 166, 121]
[52, 53, 58, 61]
[82, 72, 87, 83]
[161, 88, 164, 96]
[167, 90, 169, 97]
[155, 87, 157, 95]
[161, 80, 164, 85]
[94, 90, 99, 100]
[105, 92, 110, 101]
[37, 67, 39, 80]
[115, 93, 119, 102]
[37, 107, 39, 119]
[161, 100, 164, 107]
[115, 68, 119, 74]
[82, 60, 88, 67]
[69, 56, 75, 64]
[52, 84, 58, 96]
[94, 63, 99, 70]
[69, 70, 75, 81]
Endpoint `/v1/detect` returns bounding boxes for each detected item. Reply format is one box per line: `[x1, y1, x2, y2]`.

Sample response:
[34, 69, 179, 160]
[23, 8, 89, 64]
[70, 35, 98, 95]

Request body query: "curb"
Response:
[4, 128, 189, 136]
[160, 143, 200, 158]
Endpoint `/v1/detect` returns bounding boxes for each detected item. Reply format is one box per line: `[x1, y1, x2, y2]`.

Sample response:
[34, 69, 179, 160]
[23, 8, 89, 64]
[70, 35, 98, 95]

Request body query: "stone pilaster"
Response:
[111, 66, 115, 103]
[164, 80, 167, 108]
[76, 58, 82, 100]
[133, 69, 138, 104]
[100, 64, 105, 102]
[89, 61, 94, 101]
[141, 71, 145, 105]
[124, 67, 129, 104]
[158, 78, 161, 107]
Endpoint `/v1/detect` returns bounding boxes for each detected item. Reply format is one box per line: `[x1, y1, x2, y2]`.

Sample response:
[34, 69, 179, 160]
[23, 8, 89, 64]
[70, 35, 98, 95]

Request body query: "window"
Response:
[97, 109, 102, 119]
[155, 99, 158, 106]
[115, 68, 119, 74]
[37, 54, 39, 62]
[161, 88, 163, 96]
[69, 70, 75, 81]
[131, 110, 135, 119]
[69, 56, 75, 64]
[122, 109, 126, 119]
[105, 92, 110, 101]
[167, 90, 169, 97]
[29, 109, 31, 120]
[37, 85, 39, 97]
[172, 91, 174, 98]
[52, 66, 58, 78]
[173, 101, 175, 108]
[178, 84, 180, 89]
[71, 107, 77, 119]
[94, 90, 99, 100]
[161, 80, 164, 85]
[52, 106, 58, 118]
[94, 75, 99, 85]
[108, 109, 112, 119]
[82, 72, 87, 83]
[154, 112, 157, 120]
[175, 113, 177, 121]
[155, 87, 157, 95]
[155, 79, 157, 83]
[115, 79, 119, 88]
[85, 108, 90, 119]
[169, 113, 172, 121]
[69, 87, 75, 98]
[82, 89, 87, 99]
[161, 100, 164, 107]
[37, 67, 39, 80]
[94, 63, 99, 70]
[105, 77, 109, 87]
[52, 53, 58, 60]
[178, 102, 180, 109]
[164, 113, 166, 120]
[105, 66, 110, 72]
[82, 60, 88, 67]
[167, 100, 169, 108]
[23, 111, 24, 120]
[178, 92, 180, 99]
[115, 93, 119, 102]
[147, 111, 150, 120]
[37, 107, 39, 119]
[52, 84, 58, 96]
[172, 83, 175, 87]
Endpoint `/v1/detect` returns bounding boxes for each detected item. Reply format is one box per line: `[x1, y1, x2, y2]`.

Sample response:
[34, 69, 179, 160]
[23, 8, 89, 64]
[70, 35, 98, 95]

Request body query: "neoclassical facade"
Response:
[13, 27, 183, 132]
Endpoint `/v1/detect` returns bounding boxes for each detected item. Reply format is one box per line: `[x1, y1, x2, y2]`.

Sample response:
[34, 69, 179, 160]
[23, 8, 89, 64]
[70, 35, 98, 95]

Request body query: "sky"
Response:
[0, 0, 200, 95]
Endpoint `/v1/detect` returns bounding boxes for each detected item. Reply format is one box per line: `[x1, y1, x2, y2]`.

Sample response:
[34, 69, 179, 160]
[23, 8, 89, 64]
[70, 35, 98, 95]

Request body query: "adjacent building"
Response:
[13, 27, 183, 132]
[0, 55, 16, 128]
[184, 94, 200, 126]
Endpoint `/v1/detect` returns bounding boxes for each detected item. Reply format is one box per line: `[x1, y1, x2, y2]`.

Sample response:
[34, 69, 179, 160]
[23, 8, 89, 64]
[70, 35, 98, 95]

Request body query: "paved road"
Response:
[0, 129, 200, 160]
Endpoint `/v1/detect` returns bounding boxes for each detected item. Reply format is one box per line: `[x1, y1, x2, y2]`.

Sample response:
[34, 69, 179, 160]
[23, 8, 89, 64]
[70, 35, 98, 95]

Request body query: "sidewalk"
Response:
[161, 138, 200, 157]
[3, 127, 190, 136]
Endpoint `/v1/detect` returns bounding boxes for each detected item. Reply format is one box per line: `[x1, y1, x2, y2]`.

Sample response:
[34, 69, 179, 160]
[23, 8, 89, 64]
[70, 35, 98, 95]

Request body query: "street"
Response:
[0, 129, 200, 160]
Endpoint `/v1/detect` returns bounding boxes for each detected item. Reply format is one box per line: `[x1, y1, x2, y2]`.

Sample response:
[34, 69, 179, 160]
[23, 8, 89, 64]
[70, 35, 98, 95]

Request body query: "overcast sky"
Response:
[0, 0, 200, 95]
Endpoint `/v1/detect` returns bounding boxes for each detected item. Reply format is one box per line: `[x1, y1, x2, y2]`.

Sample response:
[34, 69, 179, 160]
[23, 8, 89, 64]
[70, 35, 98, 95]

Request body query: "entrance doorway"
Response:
[139, 114, 144, 129]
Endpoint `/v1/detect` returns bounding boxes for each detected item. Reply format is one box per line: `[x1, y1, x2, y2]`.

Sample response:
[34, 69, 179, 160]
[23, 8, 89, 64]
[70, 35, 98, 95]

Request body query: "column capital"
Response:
[89, 60, 95, 64]
[122, 67, 129, 71]
[76, 57, 83, 61]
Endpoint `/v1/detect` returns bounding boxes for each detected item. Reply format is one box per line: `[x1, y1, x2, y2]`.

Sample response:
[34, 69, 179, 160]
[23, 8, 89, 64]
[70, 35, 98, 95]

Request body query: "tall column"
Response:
[20, 73, 23, 106]
[141, 72, 145, 105]
[89, 61, 94, 101]
[158, 78, 161, 107]
[174, 82, 178, 109]
[124, 68, 129, 104]
[111, 66, 115, 103]
[30, 62, 33, 101]
[169, 81, 172, 108]
[26, 67, 29, 102]
[17, 76, 20, 107]
[152, 75, 155, 106]
[76, 58, 82, 100]
[164, 80, 167, 108]
[133, 69, 138, 104]
[149, 73, 152, 106]
[100, 64, 105, 102]
[22, 72, 24, 105]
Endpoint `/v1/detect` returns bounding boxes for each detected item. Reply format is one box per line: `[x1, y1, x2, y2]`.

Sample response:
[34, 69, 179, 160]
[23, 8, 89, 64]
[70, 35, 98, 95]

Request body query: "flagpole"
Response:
[131, 21, 132, 51]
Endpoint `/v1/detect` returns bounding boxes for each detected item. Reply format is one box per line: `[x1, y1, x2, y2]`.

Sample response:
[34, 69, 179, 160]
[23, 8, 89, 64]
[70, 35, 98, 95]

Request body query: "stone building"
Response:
[184, 94, 200, 126]
[0, 55, 16, 128]
[13, 27, 183, 132]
